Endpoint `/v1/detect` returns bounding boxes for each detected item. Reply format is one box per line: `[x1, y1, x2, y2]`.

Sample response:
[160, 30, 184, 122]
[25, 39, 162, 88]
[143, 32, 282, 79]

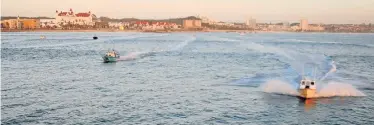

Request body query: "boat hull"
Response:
[103, 56, 117, 63]
[299, 89, 317, 99]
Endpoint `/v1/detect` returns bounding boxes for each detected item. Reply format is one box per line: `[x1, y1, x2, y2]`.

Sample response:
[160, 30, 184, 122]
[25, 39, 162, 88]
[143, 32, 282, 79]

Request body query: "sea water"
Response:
[2, 32, 374, 124]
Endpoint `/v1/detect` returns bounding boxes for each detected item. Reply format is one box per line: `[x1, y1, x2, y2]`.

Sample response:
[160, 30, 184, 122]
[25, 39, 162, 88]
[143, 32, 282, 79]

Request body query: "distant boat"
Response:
[102, 49, 120, 63]
[93, 36, 98, 40]
[40, 35, 46, 39]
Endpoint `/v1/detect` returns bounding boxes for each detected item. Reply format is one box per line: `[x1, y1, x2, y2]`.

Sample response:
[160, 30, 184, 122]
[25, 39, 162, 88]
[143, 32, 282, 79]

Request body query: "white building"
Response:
[291, 25, 300, 31]
[283, 22, 290, 27]
[55, 9, 95, 26]
[197, 15, 217, 24]
[40, 19, 59, 28]
[108, 22, 124, 27]
[246, 18, 256, 28]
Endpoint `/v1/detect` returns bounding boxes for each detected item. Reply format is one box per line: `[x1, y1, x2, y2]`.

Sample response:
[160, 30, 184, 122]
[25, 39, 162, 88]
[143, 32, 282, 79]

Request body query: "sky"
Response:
[1, 0, 374, 24]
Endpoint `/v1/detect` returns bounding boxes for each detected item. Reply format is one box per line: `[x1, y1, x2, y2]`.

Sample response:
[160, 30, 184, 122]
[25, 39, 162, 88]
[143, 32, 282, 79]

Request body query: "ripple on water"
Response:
[1, 32, 374, 124]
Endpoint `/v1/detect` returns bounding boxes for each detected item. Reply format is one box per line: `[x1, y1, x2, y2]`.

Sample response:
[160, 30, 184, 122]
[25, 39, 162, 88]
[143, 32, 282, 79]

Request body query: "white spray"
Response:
[242, 39, 365, 98]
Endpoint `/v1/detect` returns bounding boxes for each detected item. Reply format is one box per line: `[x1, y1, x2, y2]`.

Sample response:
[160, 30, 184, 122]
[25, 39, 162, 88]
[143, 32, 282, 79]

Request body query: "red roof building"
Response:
[57, 12, 68, 16]
[56, 9, 92, 17]
[75, 13, 91, 17]
[55, 9, 94, 26]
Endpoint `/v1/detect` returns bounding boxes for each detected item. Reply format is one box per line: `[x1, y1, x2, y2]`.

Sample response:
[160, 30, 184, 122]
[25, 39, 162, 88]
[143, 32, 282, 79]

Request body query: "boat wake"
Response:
[242, 40, 366, 98]
[116, 36, 196, 61]
[317, 81, 366, 97]
[260, 80, 366, 98]
[260, 80, 299, 96]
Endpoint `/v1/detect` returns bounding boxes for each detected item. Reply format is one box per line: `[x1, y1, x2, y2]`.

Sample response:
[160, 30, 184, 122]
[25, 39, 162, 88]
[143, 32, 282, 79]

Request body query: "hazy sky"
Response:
[1, 0, 374, 24]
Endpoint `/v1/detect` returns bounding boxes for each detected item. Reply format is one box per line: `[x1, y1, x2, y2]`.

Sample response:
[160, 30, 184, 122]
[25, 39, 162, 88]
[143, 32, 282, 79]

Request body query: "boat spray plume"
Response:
[260, 80, 299, 96]
[243, 41, 366, 98]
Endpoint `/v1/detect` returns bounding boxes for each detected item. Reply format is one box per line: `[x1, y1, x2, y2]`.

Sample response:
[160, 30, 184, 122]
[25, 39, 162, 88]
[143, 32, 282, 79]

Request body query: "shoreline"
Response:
[1, 29, 373, 33]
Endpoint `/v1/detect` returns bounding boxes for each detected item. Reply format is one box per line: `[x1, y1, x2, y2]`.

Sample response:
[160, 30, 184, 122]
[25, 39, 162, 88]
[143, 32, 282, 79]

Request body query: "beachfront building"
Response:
[183, 19, 202, 29]
[1, 17, 40, 29]
[108, 22, 123, 28]
[246, 18, 257, 28]
[94, 22, 109, 29]
[134, 21, 149, 27]
[291, 25, 300, 31]
[139, 21, 178, 31]
[40, 19, 59, 28]
[1, 19, 18, 29]
[197, 15, 218, 24]
[22, 19, 40, 29]
[108, 22, 131, 30]
[283, 22, 290, 28]
[308, 24, 325, 31]
[215, 21, 234, 26]
[300, 19, 308, 31]
[55, 9, 95, 26]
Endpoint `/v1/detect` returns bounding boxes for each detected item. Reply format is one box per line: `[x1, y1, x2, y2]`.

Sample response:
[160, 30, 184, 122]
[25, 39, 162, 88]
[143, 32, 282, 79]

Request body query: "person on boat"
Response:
[112, 49, 120, 58]
[112, 49, 116, 55]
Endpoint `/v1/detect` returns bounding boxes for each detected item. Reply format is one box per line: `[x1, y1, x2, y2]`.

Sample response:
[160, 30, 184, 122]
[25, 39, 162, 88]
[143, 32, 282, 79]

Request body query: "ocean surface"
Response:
[1, 32, 374, 125]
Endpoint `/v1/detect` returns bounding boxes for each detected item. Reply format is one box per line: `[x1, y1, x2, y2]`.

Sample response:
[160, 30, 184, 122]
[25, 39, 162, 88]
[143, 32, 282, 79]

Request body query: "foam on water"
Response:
[106, 33, 169, 42]
[317, 81, 366, 97]
[259, 80, 299, 96]
[244, 40, 333, 80]
[243, 39, 366, 98]
[276, 39, 341, 44]
[116, 36, 196, 61]
[2, 32, 374, 124]
[260, 80, 366, 98]
[168, 36, 196, 51]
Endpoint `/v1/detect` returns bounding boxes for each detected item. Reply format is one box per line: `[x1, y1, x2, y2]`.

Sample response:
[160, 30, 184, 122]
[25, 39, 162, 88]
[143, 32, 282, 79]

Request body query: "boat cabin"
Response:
[299, 79, 316, 90]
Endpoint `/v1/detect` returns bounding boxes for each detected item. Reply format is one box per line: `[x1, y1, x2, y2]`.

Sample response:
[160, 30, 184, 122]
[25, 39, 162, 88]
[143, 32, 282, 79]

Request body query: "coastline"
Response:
[0, 29, 251, 33]
[1, 29, 373, 33]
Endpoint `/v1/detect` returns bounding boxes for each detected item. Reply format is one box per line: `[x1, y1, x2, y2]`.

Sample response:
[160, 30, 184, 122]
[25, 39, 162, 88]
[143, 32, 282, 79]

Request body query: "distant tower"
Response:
[246, 17, 256, 29]
[16, 16, 21, 29]
[300, 19, 309, 31]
